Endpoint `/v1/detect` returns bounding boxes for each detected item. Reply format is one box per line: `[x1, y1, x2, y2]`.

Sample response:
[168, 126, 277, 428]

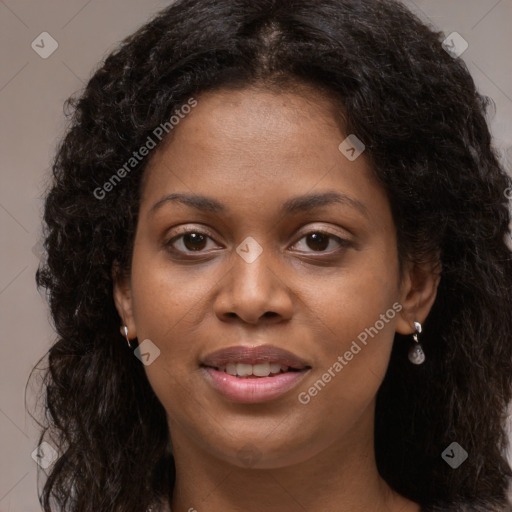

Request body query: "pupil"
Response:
[307, 233, 329, 251]
[184, 233, 206, 251]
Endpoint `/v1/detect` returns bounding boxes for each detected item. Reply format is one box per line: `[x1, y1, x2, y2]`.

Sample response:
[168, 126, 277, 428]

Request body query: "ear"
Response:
[112, 261, 137, 339]
[395, 254, 441, 335]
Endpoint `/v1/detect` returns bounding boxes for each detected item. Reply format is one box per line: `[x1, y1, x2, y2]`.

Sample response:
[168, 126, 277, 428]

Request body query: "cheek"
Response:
[130, 244, 214, 337]
[127, 250, 207, 395]
[128, 255, 207, 414]
[305, 259, 400, 398]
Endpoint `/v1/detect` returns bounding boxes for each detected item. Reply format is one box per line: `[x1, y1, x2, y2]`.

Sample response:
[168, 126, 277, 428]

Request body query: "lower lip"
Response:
[202, 367, 310, 403]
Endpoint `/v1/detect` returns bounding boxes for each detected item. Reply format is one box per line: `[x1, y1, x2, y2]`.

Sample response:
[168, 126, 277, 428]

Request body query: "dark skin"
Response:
[114, 84, 440, 512]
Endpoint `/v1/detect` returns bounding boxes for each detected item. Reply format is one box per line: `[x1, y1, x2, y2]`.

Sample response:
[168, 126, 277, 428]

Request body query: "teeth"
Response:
[225, 363, 237, 376]
[237, 363, 253, 377]
[217, 362, 292, 377]
[252, 363, 270, 377]
[270, 363, 281, 374]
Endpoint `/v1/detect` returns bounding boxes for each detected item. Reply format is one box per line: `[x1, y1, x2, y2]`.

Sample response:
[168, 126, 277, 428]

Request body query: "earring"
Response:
[408, 321, 425, 365]
[120, 325, 131, 349]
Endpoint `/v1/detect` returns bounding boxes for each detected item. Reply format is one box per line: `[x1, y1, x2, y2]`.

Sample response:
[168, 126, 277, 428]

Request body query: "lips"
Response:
[200, 345, 311, 403]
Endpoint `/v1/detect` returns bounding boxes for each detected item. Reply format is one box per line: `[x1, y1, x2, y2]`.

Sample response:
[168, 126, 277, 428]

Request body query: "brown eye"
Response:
[291, 231, 349, 253]
[305, 232, 330, 251]
[165, 230, 217, 254]
[181, 232, 207, 251]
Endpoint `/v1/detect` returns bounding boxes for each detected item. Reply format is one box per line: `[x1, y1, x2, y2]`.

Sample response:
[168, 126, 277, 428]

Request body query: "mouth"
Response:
[200, 345, 311, 403]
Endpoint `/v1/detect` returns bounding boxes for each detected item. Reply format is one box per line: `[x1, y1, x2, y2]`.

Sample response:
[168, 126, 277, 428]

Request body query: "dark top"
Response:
[153, 500, 512, 511]
[419, 500, 512, 511]
[151, 495, 512, 511]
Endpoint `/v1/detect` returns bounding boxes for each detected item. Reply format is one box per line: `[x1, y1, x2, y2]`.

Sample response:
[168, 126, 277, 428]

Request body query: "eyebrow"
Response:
[148, 191, 368, 218]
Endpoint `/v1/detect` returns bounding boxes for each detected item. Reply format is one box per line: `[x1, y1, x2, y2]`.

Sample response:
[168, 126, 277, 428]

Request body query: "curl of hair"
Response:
[34, 0, 512, 510]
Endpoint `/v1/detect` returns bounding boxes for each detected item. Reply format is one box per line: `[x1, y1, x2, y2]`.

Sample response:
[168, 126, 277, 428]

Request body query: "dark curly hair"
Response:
[33, 0, 512, 511]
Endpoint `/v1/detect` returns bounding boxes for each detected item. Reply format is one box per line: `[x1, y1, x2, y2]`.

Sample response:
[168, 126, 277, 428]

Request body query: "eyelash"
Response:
[164, 227, 350, 257]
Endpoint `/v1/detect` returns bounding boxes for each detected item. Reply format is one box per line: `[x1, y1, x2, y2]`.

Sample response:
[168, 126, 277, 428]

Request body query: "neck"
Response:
[167, 403, 420, 512]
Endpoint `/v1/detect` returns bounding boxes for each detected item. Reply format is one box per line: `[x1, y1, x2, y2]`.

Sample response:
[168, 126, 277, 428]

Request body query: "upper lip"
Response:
[201, 345, 311, 370]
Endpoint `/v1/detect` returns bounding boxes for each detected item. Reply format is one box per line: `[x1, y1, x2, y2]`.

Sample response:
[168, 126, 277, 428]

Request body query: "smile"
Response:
[211, 362, 300, 377]
[200, 344, 312, 403]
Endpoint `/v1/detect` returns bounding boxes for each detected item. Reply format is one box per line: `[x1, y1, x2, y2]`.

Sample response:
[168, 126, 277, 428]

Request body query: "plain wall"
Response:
[1, 1, 511, 510]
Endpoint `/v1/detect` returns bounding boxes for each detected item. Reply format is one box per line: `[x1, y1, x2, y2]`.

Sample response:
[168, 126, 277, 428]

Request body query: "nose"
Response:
[213, 243, 294, 325]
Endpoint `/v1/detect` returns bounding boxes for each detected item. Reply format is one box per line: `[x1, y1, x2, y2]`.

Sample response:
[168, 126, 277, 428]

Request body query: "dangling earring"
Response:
[120, 325, 131, 349]
[408, 321, 425, 365]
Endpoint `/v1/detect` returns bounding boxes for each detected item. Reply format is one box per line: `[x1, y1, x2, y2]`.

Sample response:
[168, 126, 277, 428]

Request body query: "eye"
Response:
[290, 231, 349, 253]
[164, 227, 350, 257]
[165, 229, 220, 254]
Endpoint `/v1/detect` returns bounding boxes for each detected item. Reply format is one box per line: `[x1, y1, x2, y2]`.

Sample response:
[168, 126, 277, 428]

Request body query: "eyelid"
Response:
[293, 223, 352, 242]
[164, 225, 222, 250]
[167, 224, 217, 239]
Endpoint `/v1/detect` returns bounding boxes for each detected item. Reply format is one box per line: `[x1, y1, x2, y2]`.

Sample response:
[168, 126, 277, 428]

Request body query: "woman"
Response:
[34, 0, 512, 511]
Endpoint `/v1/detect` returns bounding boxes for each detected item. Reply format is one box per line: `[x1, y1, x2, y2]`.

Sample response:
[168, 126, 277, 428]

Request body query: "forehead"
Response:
[147, 85, 343, 173]
[139, 85, 388, 226]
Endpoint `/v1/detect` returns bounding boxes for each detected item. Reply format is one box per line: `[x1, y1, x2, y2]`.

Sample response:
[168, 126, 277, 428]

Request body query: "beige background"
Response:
[1, 1, 511, 510]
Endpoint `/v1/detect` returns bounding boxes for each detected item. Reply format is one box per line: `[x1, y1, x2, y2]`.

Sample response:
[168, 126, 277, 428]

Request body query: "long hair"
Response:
[34, 0, 512, 510]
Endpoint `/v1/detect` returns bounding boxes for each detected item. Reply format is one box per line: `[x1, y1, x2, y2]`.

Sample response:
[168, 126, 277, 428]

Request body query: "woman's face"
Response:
[115, 84, 435, 469]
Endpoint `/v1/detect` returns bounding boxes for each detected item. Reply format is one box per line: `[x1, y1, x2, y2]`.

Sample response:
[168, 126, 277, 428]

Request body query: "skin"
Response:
[114, 84, 440, 512]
